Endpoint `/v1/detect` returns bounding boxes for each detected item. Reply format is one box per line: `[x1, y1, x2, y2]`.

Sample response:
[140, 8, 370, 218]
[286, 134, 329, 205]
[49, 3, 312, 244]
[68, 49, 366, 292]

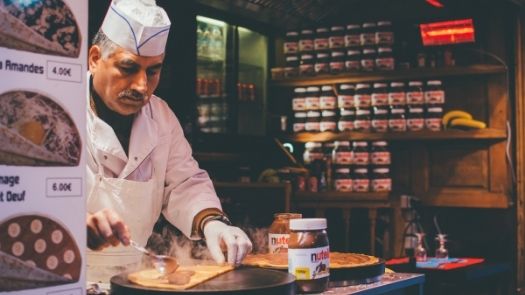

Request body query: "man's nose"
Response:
[131, 71, 148, 94]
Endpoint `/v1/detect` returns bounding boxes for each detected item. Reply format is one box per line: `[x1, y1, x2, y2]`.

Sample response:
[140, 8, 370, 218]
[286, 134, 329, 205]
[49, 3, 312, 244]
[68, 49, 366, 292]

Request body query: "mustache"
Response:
[118, 89, 146, 101]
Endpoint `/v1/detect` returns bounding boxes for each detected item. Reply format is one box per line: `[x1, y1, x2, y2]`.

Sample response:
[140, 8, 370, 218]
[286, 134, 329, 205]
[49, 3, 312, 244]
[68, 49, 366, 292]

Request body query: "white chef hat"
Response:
[101, 0, 171, 56]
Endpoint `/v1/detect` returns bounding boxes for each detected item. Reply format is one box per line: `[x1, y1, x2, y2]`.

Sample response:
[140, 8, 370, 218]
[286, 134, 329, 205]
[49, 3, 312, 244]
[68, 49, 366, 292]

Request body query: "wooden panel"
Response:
[421, 191, 509, 208]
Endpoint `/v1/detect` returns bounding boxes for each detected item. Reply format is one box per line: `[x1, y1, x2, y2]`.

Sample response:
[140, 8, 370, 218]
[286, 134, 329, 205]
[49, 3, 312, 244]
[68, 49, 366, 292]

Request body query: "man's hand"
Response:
[87, 209, 131, 250]
[203, 221, 252, 266]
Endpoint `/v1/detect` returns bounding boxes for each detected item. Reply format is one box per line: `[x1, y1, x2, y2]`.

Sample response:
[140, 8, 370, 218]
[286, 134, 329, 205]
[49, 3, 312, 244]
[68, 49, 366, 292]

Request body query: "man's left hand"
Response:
[203, 221, 253, 266]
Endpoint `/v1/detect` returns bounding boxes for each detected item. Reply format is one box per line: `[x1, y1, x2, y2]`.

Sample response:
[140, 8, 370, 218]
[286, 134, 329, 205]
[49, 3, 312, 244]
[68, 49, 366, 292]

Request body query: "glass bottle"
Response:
[414, 232, 427, 262]
[435, 234, 449, 259]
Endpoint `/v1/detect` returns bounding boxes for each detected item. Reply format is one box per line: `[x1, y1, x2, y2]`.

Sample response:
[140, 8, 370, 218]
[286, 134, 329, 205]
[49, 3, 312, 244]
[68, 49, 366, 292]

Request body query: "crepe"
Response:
[242, 252, 380, 269]
[0, 0, 81, 57]
[0, 90, 81, 166]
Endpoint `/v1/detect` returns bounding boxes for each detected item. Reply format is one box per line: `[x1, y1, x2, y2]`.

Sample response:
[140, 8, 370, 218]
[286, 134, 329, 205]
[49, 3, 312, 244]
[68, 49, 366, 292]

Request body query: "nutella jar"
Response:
[388, 82, 406, 106]
[338, 84, 355, 109]
[338, 109, 355, 131]
[361, 48, 376, 71]
[345, 49, 361, 71]
[407, 107, 425, 131]
[293, 112, 307, 133]
[334, 167, 353, 192]
[372, 107, 389, 132]
[304, 142, 323, 164]
[354, 108, 372, 131]
[361, 22, 377, 46]
[288, 218, 330, 294]
[332, 141, 353, 165]
[299, 29, 314, 52]
[306, 111, 321, 132]
[330, 51, 346, 74]
[371, 141, 391, 165]
[407, 81, 424, 106]
[284, 31, 299, 54]
[353, 167, 370, 192]
[320, 86, 337, 110]
[425, 106, 443, 131]
[345, 24, 361, 48]
[376, 47, 395, 71]
[286, 55, 300, 68]
[315, 27, 330, 51]
[329, 26, 345, 49]
[292, 87, 306, 111]
[352, 141, 370, 165]
[320, 110, 337, 132]
[269, 213, 302, 254]
[372, 167, 392, 192]
[372, 83, 389, 107]
[355, 83, 372, 108]
[300, 54, 315, 76]
[306, 86, 320, 110]
[315, 52, 330, 75]
[425, 80, 445, 104]
[389, 107, 407, 132]
[376, 21, 394, 45]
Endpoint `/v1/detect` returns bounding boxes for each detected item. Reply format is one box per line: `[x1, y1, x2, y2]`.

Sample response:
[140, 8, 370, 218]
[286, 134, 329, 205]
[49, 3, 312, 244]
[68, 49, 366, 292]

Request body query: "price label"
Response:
[46, 178, 82, 198]
[46, 61, 82, 83]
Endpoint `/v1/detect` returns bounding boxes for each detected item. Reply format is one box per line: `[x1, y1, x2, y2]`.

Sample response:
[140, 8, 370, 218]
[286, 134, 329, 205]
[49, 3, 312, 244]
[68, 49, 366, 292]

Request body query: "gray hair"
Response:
[91, 30, 119, 59]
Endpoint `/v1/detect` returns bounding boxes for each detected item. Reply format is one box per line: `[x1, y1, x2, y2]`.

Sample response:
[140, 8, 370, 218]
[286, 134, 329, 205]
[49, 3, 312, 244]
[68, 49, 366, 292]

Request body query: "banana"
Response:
[442, 110, 473, 127]
[449, 118, 486, 129]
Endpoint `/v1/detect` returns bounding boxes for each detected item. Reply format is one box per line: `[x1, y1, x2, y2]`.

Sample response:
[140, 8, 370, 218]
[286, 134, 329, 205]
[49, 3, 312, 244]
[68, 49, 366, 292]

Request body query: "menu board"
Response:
[0, 0, 86, 294]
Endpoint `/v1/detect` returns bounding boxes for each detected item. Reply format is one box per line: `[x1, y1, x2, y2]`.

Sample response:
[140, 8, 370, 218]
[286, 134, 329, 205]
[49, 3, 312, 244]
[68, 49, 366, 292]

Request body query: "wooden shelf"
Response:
[294, 191, 389, 202]
[279, 129, 507, 143]
[270, 64, 506, 87]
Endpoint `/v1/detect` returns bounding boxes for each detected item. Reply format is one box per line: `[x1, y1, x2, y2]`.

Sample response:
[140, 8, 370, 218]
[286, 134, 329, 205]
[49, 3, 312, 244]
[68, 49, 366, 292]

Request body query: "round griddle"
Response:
[110, 267, 295, 295]
[329, 259, 385, 287]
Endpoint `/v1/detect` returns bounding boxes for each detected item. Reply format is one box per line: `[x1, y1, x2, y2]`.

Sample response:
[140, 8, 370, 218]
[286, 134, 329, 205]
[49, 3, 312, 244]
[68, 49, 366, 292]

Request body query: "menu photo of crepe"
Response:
[0, 214, 82, 291]
[0, 0, 81, 57]
[0, 90, 81, 166]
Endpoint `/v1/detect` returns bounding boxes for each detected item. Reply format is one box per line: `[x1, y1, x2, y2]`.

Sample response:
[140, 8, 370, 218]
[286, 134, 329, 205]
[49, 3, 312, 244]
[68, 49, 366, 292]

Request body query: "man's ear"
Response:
[88, 45, 102, 73]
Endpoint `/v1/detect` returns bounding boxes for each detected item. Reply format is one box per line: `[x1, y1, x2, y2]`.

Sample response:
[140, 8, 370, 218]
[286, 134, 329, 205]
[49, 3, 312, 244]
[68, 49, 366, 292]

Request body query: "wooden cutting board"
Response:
[128, 264, 234, 290]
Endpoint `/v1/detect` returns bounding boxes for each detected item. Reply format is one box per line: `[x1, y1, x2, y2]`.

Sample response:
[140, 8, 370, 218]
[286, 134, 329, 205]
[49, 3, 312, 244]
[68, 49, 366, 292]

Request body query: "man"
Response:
[86, 0, 252, 283]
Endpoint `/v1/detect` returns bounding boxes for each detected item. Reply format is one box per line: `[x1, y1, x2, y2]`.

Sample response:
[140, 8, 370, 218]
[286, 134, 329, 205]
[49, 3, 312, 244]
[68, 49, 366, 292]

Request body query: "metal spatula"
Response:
[130, 240, 178, 275]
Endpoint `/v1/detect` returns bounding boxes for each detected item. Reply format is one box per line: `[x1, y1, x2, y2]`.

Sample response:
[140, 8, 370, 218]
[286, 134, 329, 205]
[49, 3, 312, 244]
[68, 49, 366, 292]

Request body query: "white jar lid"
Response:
[409, 81, 423, 86]
[353, 141, 368, 147]
[295, 112, 307, 118]
[372, 140, 388, 146]
[322, 110, 336, 117]
[427, 80, 442, 86]
[290, 218, 327, 230]
[377, 20, 392, 27]
[346, 24, 361, 30]
[409, 107, 424, 113]
[362, 22, 376, 28]
[374, 108, 388, 114]
[390, 82, 405, 87]
[340, 84, 355, 90]
[322, 85, 333, 91]
[305, 142, 322, 148]
[332, 51, 345, 57]
[346, 49, 361, 55]
[391, 108, 405, 114]
[294, 87, 306, 93]
[356, 83, 371, 89]
[286, 31, 299, 36]
[334, 141, 350, 146]
[374, 83, 388, 88]
[340, 109, 355, 116]
[374, 167, 390, 173]
[307, 86, 320, 92]
[336, 168, 351, 173]
[316, 27, 329, 33]
[331, 26, 345, 31]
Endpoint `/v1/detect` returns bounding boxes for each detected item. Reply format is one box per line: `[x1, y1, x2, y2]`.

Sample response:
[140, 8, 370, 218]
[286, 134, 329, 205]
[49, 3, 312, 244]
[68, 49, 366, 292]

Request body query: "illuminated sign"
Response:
[420, 19, 475, 46]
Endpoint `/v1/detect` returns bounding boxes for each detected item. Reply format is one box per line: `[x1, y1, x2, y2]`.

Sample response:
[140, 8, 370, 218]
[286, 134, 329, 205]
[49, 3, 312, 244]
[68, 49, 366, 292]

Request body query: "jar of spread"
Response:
[388, 82, 406, 106]
[334, 167, 353, 192]
[361, 48, 376, 72]
[286, 55, 300, 68]
[376, 47, 395, 71]
[305, 86, 320, 110]
[345, 49, 361, 71]
[320, 86, 337, 110]
[303, 142, 323, 164]
[338, 109, 355, 131]
[355, 83, 372, 108]
[353, 167, 370, 192]
[425, 80, 445, 104]
[389, 107, 407, 132]
[329, 26, 345, 49]
[323, 142, 335, 159]
[425, 106, 443, 131]
[407, 81, 424, 106]
[372, 107, 389, 132]
[300, 54, 315, 76]
[288, 218, 330, 294]
[284, 31, 299, 55]
[372, 167, 392, 192]
[299, 29, 314, 52]
[332, 141, 353, 165]
[352, 141, 369, 165]
[361, 22, 377, 46]
[354, 108, 372, 131]
[376, 21, 394, 45]
[407, 107, 425, 131]
[330, 51, 345, 74]
[320, 110, 337, 132]
[315, 27, 329, 51]
[292, 87, 306, 111]
[284, 66, 299, 78]
[315, 52, 330, 75]
[338, 84, 355, 109]
[371, 141, 391, 165]
[269, 213, 302, 254]
[372, 83, 389, 107]
[285, 55, 299, 78]
[306, 111, 321, 132]
[345, 24, 361, 48]
[293, 112, 307, 133]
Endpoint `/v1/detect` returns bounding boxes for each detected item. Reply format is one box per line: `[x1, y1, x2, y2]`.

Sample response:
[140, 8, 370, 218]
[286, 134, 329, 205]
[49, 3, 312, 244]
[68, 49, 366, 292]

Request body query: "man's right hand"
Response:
[87, 208, 131, 250]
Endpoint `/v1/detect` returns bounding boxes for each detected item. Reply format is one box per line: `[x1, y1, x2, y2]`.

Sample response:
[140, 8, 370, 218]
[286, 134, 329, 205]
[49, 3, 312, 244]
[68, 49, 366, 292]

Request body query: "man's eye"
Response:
[119, 67, 135, 74]
[147, 69, 160, 76]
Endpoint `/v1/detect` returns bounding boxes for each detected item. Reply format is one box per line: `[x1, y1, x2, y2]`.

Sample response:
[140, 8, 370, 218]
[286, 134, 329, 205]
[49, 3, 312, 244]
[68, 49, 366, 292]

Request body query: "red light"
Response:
[426, 0, 444, 8]
[420, 19, 475, 46]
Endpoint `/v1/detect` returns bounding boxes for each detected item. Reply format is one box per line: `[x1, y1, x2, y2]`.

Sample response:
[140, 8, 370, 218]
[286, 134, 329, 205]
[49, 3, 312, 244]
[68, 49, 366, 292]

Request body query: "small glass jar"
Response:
[407, 107, 425, 131]
[338, 109, 355, 131]
[371, 140, 391, 165]
[329, 26, 345, 49]
[300, 54, 315, 76]
[284, 31, 299, 55]
[303, 142, 323, 164]
[425, 80, 445, 104]
[372, 167, 392, 192]
[389, 107, 407, 132]
[320, 110, 337, 132]
[360, 22, 377, 46]
[372, 107, 389, 132]
[425, 106, 443, 131]
[372, 83, 389, 107]
[293, 112, 307, 133]
[355, 83, 372, 108]
[334, 167, 353, 192]
[354, 108, 372, 132]
[286, 55, 300, 68]
[388, 82, 406, 106]
[376, 21, 394, 45]
[268, 213, 302, 254]
[345, 24, 361, 48]
[332, 141, 353, 165]
[330, 51, 346, 74]
[352, 141, 370, 166]
[306, 111, 321, 132]
[315, 52, 330, 75]
[361, 48, 376, 72]
[338, 84, 355, 109]
[320, 85, 337, 110]
[353, 167, 370, 192]
[305, 86, 320, 110]
[345, 49, 361, 71]
[376, 47, 395, 71]
[299, 29, 314, 52]
[315, 27, 330, 51]
[292, 87, 306, 111]
[407, 81, 424, 106]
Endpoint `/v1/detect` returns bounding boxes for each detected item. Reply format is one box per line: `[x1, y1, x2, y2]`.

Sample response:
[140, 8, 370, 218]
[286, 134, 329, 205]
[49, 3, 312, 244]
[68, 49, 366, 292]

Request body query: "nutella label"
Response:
[320, 96, 337, 109]
[292, 98, 306, 111]
[353, 179, 370, 192]
[407, 118, 425, 131]
[329, 36, 344, 48]
[288, 246, 330, 280]
[361, 59, 375, 71]
[389, 118, 407, 132]
[353, 152, 369, 165]
[372, 93, 388, 106]
[315, 63, 329, 74]
[329, 61, 345, 72]
[338, 120, 354, 131]
[354, 119, 371, 131]
[306, 97, 320, 110]
[345, 60, 361, 71]
[269, 233, 289, 254]
[372, 178, 392, 192]
[334, 151, 353, 165]
[425, 90, 445, 104]
[305, 121, 320, 132]
[314, 38, 329, 51]
[376, 32, 394, 44]
[338, 95, 354, 108]
[320, 121, 337, 132]
[299, 64, 315, 75]
[354, 94, 372, 108]
[344, 34, 361, 47]
[407, 91, 424, 105]
[299, 39, 314, 52]
[388, 92, 406, 105]
[425, 118, 442, 131]
[372, 119, 389, 132]
[371, 151, 391, 165]
[361, 33, 376, 46]
[284, 42, 299, 54]
[293, 122, 306, 132]
[375, 57, 395, 70]
[335, 179, 353, 192]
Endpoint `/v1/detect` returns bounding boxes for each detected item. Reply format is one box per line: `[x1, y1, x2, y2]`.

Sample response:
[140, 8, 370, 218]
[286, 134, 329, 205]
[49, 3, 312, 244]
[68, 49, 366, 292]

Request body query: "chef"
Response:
[86, 0, 252, 283]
